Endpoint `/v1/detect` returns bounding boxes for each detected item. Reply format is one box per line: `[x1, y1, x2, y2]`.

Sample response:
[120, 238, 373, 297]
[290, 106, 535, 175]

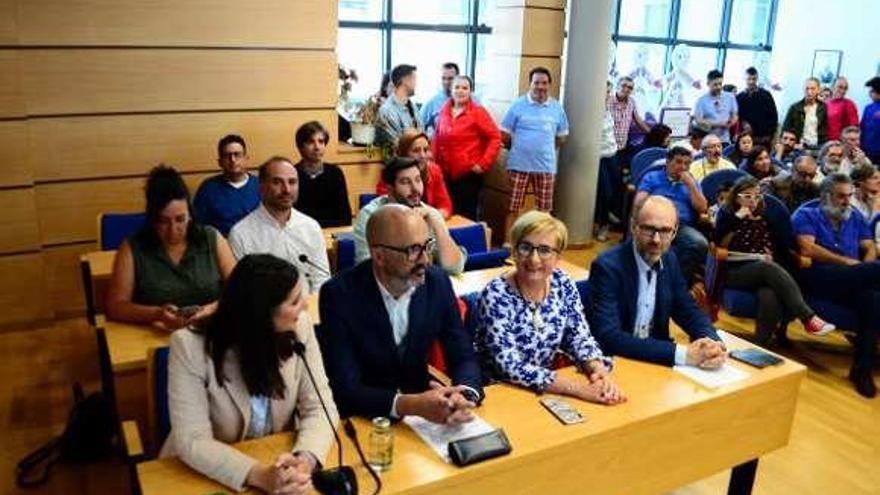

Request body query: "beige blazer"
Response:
[160, 312, 338, 492]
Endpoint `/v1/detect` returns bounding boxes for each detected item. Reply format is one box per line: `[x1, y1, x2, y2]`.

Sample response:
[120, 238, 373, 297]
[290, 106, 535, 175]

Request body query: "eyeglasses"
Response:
[636, 225, 676, 240]
[515, 241, 560, 259]
[373, 238, 436, 261]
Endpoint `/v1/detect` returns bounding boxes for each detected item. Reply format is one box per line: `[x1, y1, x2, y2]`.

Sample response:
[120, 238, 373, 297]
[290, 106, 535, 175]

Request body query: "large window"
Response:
[338, 0, 493, 102]
[611, 0, 777, 116]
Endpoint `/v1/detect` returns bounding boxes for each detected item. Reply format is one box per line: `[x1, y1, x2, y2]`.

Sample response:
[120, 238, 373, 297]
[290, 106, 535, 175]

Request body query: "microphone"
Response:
[290, 336, 358, 495]
[299, 253, 332, 279]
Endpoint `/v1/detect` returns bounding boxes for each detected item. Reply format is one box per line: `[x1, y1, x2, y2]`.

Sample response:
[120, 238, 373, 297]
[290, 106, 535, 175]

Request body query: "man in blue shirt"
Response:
[861, 76, 880, 165]
[635, 146, 708, 286]
[793, 173, 879, 397]
[499, 66, 569, 242]
[193, 134, 260, 235]
[693, 70, 738, 144]
[419, 62, 458, 138]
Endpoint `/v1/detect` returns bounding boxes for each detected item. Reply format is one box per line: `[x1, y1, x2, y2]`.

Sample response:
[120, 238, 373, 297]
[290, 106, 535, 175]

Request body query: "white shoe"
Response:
[596, 225, 609, 242]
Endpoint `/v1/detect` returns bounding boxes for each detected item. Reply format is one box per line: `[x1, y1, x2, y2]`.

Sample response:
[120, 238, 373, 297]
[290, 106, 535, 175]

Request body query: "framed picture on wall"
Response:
[660, 107, 691, 138]
[811, 50, 842, 86]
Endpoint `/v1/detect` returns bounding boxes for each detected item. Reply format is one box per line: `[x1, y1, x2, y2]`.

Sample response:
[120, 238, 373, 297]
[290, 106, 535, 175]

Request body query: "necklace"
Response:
[513, 274, 548, 330]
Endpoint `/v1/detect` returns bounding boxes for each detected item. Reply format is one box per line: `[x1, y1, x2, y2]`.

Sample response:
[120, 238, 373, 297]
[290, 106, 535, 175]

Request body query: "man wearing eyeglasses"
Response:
[765, 155, 821, 213]
[319, 204, 484, 422]
[588, 195, 725, 369]
[193, 134, 261, 235]
[353, 156, 465, 274]
[792, 173, 880, 397]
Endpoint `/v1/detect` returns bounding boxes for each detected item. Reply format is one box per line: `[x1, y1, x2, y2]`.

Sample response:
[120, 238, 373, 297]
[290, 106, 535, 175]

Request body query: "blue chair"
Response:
[449, 223, 510, 271]
[701, 169, 748, 206]
[622, 163, 667, 240]
[147, 346, 171, 454]
[721, 143, 736, 158]
[460, 291, 481, 339]
[98, 212, 146, 251]
[629, 147, 668, 183]
[358, 193, 378, 210]
[335, 232, 357, 272]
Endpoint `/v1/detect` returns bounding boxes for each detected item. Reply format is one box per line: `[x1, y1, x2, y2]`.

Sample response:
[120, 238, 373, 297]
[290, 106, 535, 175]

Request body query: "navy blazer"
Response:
[587, 240, 719, 366]
[318, 260, 483, 419]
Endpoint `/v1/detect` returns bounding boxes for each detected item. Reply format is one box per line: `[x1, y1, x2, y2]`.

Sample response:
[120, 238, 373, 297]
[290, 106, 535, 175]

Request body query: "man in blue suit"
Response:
[319, 204, 483, 423]
[588, 195, 726, 368]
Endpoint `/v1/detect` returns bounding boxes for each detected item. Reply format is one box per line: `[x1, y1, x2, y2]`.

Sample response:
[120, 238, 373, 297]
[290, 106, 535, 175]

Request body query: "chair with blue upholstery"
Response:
[449, 223, 510, 271]
[358, 193, 378, 210]
[721, 143, 736, 158]
[334, 232, 357, 272]
[98, 212, 146, 251]
[701, 169, 748, 206]
[622, 162, 667, 240]
[629, 147, 668, 184]
[146, 346, 171, 456]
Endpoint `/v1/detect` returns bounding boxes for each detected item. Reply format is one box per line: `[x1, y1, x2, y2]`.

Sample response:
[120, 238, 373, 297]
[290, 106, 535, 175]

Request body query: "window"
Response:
[611, 0, 778, 115]
[338, 0, 492, 105]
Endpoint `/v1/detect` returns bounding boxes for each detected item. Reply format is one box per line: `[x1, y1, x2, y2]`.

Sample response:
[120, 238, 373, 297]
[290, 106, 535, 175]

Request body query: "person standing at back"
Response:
[376, 64, 421, 147]
[783, 78, 828, 152]
[736, 67, 778, 147]
[693, 70, 738, 144]
[825, 77, 860, 141]
[193, 135, 261, 236]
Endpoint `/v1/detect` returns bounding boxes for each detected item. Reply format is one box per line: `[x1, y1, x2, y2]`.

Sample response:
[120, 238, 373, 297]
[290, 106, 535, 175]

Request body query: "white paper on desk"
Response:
[674, 363, 750, 389]
[403, 415, 495, 462]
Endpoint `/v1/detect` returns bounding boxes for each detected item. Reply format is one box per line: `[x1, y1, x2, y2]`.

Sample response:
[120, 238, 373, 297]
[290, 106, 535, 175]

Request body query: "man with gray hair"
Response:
[792, 173, 880, 397]
[818, 140, 847, 176]
[765, 155, 821, 212]
[840, 126, 873, 171]
[689, 134, 736, 180]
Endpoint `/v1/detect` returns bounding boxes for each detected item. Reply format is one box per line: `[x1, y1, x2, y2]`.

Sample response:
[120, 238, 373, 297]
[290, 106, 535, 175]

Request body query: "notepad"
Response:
[404, 415, 496, 462]
[674, 363, 750, 389]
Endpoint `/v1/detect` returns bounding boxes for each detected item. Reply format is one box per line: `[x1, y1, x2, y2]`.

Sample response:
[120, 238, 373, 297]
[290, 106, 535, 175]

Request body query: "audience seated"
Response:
[862, 77, 880, 165]
[792, 173, 879, 397]
[714, 176, 834, 344]
[318, 205, 483, 422]
[765, 155, 821, 212]
[433, 74, 501, 220]
[193, 135, 261, 236]
[826, 77, 860, 141]
[163, 254, 337, 493]
[376, 64, 422, 147]
[293, 121, 352, 228]
[476, 211, 625, 405]
[106, 165, 235, 329]
[840, 126, 873, 171]
[635, 146, 709, 286]
[728, 130, 754, 166]
[693, 69, 739, 144]
[849, 163, 880, 221]
[736, 66, 778, 146]
[773, 129, 805, 168]
[355, 156, 465, 273]
[818, 140, 848, 176]
[640, 124, 672, 150]
[588, 196, 725, 368]
[741, 145, 782, 181]
[689, 134, 736, 180]
[783, 77, 828, 151]
[229, 157, 330, 294]
[670, 125, 709, 157]
[376, 128, 453, 218]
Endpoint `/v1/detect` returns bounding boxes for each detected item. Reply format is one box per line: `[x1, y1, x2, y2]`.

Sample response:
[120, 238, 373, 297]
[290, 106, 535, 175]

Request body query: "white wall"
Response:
[771, 0, 880, 117]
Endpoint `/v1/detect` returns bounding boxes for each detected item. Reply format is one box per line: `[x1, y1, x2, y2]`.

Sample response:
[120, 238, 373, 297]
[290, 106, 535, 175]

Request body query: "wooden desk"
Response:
[450, 258, 588, 296]
[137, 332, 805, 495]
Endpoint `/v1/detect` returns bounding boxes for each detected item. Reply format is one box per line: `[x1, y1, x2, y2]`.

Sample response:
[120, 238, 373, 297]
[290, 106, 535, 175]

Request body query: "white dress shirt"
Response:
[228, 204, 330, 294]
[632, 244, 688, 365]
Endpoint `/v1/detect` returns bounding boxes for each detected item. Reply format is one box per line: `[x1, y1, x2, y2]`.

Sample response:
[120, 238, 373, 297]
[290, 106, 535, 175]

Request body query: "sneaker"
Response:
[804, 315, 835, 336]
[848, 366, 877, 398]
[596, 225, 609, 242]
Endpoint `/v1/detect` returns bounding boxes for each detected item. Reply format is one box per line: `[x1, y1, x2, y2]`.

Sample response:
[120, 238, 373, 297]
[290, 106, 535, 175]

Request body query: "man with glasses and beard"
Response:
[318, 204, 484, 422]
[793, 173, 880, 397]
[765, 155, 821, 212]
[588, 195, 725, 368]
[354, 156, 465, 274]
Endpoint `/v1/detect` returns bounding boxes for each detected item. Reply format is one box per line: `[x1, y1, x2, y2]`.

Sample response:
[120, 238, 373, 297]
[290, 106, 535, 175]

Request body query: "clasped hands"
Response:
[248, 452, 315, 495]
[686, 337, 727, 369]
[398, 381, 477, 425]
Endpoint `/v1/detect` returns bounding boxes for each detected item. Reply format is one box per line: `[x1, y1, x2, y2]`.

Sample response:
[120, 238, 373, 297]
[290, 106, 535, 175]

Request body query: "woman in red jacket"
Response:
[432, 75, 501, 220]
[375, 128, 453, 218]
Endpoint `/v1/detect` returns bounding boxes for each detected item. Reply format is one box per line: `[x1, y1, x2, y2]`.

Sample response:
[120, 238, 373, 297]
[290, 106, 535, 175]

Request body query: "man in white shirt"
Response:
[229, 156, 330, 293]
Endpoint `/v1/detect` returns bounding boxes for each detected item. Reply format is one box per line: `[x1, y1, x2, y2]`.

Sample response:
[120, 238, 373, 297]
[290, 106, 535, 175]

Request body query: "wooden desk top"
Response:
[137, 332, 805, 495]
[450, 258, 588, 296]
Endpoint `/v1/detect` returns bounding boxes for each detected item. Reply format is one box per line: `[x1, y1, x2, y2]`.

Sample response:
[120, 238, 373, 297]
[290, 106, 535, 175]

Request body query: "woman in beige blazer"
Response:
[162, 254, 338, 494]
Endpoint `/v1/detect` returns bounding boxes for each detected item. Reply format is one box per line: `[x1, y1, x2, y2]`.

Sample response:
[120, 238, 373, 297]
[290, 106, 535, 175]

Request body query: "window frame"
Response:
[338, 0, 493, 83]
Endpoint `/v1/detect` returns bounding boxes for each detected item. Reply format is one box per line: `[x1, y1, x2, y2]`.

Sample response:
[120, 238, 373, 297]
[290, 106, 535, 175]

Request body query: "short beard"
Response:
[821, 203, 851, 222]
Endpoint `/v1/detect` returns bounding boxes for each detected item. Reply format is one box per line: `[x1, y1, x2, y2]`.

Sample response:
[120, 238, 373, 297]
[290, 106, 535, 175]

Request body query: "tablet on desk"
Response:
[730, 348, 784, 368]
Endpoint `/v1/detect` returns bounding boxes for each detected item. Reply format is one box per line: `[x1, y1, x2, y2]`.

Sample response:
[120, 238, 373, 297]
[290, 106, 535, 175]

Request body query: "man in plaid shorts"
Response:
[500, 67, 569, 242]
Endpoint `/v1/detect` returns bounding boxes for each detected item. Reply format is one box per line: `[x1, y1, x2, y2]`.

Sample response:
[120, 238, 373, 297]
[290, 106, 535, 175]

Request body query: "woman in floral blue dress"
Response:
[476, 211, 626, 405]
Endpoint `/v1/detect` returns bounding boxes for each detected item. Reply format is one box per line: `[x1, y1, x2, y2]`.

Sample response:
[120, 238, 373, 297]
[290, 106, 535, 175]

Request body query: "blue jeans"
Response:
[672, 224, 708, 285]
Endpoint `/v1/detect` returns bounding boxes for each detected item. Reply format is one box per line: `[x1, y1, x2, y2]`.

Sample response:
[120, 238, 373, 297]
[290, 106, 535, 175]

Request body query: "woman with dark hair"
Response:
[106, 165, 236, 329]
[714, 176, 833, 344]
[376, 128, 453, 218]
[728, 130, 754, 166]
[741, 145, 781, 181]
[642, 123, 672, 149]
[163, 254, 337, 494]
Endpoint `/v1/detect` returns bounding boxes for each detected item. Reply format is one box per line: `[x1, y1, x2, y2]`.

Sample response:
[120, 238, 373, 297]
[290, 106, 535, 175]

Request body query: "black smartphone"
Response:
[176, 305, 200, 318]
[730, 348, 783, 369]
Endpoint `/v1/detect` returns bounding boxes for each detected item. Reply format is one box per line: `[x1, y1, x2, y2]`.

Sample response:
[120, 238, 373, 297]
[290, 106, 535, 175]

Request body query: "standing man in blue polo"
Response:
[499, 66, 569, 242]
[634, 146, 708, 287]
[193, 134, 261, 235]
[693, 70, 738, 145]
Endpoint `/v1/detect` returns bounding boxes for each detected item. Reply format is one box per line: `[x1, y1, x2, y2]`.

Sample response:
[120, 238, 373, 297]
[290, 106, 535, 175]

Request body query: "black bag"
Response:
[15, 382, 117, 487]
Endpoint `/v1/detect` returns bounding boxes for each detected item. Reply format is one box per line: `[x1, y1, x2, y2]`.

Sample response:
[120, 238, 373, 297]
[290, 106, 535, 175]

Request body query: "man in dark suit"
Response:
[319, 204, 483, 423]
[588, 195, 726, 368]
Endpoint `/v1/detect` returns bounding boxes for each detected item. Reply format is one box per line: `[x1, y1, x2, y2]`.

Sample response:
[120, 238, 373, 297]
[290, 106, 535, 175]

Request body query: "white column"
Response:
[555, 0, 613, 244]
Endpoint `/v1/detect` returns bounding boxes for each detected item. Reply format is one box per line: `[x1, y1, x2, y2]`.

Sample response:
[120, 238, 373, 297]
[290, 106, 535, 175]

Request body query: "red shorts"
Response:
[507, 170, 555, 212]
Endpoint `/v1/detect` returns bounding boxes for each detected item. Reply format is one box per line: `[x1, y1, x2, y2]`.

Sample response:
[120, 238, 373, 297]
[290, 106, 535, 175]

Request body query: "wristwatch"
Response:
[460, 387, 482, 405]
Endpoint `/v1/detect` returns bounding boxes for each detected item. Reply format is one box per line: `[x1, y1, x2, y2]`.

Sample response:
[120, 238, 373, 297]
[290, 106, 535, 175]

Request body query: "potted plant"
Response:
[338, 65, 381, 146]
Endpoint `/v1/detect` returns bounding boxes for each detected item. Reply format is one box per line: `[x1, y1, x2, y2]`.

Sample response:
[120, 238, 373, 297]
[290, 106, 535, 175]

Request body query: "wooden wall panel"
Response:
[18, 0, 336, 49]
[22, 49, 336, 116]
[521, 8, 565, 57]
[43, 244, 89, 316]
[0, 121, 32, 187]
[0, 188, 40, 253]
[518, 57, 563, 98]
[35, 173, 212, 246]
[31, 109, 339, 182]
[0, 0, 17, 45]
[0, 254, 50, 325]
[0, 50, 24, 118]
[339, 162, 383, 214]
[497, 0, 565, 7]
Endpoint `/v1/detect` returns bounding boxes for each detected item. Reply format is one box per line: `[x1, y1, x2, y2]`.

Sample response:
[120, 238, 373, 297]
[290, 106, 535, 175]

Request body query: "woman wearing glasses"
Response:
[475, 211, 626, 405]
[715, 176, 834, 344]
